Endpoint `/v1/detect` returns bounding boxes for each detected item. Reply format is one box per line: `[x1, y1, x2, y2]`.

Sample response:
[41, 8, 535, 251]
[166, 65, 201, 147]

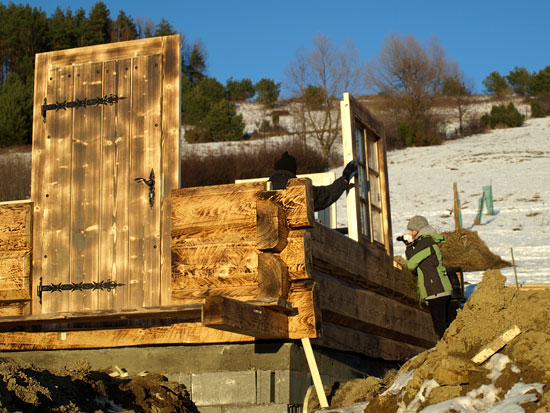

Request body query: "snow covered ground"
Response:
[332, 117, 550, 286]
[385, 117, 550, 286]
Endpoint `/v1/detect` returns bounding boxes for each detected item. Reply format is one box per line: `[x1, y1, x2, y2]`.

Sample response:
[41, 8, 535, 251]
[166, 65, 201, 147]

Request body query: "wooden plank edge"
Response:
[202, 296, 289, 339]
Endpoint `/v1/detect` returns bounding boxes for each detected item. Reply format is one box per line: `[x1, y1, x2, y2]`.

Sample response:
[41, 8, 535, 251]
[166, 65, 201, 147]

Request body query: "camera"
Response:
[396, 234, 413, 245]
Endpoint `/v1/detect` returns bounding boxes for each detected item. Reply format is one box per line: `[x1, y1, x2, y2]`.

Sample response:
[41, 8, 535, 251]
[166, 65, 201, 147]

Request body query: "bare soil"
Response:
[0, 358, 198, 412]
[440, 228, 511, 271]
[307, 270, 550, 412]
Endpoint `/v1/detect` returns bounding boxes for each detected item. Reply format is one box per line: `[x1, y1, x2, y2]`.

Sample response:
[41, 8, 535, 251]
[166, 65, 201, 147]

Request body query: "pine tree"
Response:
[506, 67, 532, 96]
[84, 1, 111, 46]
[154, 18, 176, 36]
[0, 73, 33, 146]
[482, 71, 509, 96]
[254, 78, 281, 107]
[187, 45, 206, 83]
[111, 10, 137, 42]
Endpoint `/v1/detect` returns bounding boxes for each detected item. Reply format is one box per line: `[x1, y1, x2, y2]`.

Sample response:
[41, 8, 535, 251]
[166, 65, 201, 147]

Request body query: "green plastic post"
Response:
[483, 185, 494, 215]
[474, 193, 485, 225]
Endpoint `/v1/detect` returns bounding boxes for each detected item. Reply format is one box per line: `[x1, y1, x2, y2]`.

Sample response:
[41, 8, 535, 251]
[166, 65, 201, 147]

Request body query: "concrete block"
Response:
[256, 370, 274, 404]
[164, 372, 191, 387]
[192, 370, 257, 406]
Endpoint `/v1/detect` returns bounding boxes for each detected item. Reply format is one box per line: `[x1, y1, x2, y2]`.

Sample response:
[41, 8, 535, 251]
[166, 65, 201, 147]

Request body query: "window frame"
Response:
[340, 93, 393, 258]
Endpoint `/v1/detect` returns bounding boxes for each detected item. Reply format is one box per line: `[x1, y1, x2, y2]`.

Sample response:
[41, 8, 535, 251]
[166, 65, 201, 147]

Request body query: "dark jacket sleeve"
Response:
[312, 176, 350, 211]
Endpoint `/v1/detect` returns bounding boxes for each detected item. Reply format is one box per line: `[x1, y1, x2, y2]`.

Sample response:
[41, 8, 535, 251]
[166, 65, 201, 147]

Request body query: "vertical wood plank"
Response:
[160, 34, 180, 307]
[31, 53, 49, 315]
[99, 59, 132, 311]
[144, 54, 162, 308]
[129, 55, 162, 309]
[71, 62, 103, 312]
[41, 65, 74, 315]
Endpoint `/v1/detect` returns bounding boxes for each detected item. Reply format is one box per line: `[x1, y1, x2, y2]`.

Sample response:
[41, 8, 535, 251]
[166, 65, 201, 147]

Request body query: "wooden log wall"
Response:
[170, 179, 438, 360]
[0, 181, 436, 360]
[170, 178, 318, 340]
[0, 201, 33, 316]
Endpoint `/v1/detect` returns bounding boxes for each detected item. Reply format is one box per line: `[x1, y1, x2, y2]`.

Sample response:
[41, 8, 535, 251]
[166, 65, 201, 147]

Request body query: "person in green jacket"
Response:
[405, 215, 457, 338]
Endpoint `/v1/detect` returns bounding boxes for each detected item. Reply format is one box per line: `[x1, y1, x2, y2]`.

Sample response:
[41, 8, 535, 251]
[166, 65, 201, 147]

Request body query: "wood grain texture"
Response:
[287, 287, 319, 339]
[0, 202, 32, 302]
[159, 35, 181, 307]
[41, 64, 74, 315]
[171, 285, 259, 304]
[315, 272, 437, 348]
[46, 35, 180, 67]
[309, 223, 417, 305]
[100, 58, 132, 311]
[0, 321, 252, 351]
[70, 62, 103, 312]
[30, 53, 48, 315]
[280, 229, 312, 281]
[0, 302, 30, 317]
[256, 200, 288, 252]
[171, 241, 258, 290]
[258, 253, 289, 299]
[261, 178, 314, 228]
[202, 296, 288, 339]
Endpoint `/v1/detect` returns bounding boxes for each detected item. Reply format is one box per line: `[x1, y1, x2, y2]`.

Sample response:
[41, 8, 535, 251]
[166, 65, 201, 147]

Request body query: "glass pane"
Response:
[372, 209, 383, 243]
[367, 137, 378, 172]
[358, 164, 368, 199]
[355, 127, 365, 163]
[360, 202, 370, 237]
[369, 172, 381, 208]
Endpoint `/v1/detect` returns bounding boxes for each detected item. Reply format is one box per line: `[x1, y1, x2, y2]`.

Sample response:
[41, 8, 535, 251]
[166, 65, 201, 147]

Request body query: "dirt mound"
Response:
[0, 359, 198, 412]
[310, 270, 550, 412]
[440, 228, 510, 272]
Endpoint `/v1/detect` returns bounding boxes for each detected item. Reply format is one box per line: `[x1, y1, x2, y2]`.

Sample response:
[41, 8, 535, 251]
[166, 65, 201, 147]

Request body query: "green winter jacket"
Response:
[405, 232, 452, 306]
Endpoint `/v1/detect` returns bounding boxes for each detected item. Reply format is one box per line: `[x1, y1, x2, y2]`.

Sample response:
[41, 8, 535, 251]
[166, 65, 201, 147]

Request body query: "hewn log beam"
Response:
[313, 322, 425, 361]
[308, 223, 418, 305]
[256, 199, 288, 252]
[0, 322, 254, 351]
[202, 296, 288, 339]
[315, 272, 437, 348]
[258, 253, 289, 299]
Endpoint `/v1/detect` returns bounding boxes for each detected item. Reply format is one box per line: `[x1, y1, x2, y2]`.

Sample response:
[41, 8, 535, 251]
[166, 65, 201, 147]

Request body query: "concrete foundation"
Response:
[0, 340, 397, 412]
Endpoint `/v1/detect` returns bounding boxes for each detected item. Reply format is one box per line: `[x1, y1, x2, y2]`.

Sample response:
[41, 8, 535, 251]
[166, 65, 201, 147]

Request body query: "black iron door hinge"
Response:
[41, 94, 126, 122]
[37, 277, 125, 304]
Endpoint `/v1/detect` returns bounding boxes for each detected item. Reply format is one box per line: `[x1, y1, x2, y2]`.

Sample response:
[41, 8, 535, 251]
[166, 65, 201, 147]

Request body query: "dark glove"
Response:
[342, 160, 358, 182]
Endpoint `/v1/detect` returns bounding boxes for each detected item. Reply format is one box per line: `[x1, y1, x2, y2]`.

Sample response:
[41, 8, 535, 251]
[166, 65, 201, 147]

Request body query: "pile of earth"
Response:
[308, 270, 550, 412]
[440, 228, 510, 272]
[0, 359, 198, 412]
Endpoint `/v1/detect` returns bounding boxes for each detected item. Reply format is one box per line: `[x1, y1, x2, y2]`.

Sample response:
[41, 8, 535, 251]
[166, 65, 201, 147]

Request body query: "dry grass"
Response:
[0, 154, 31, 202]
[180, 139, 328, 188]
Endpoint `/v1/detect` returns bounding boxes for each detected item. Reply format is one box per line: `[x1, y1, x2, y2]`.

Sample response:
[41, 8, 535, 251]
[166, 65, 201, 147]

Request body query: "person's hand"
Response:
[342, 160, 358, 182]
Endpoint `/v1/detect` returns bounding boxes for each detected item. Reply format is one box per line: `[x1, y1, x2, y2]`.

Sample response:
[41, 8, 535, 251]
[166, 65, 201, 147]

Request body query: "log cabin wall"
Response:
[170, 179, 438, 360]
[0, 201, 33, 317]
[0, 179, 435, 360]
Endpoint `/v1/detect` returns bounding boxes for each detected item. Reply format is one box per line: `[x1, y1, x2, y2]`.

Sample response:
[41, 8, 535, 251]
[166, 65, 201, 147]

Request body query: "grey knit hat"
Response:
[407, 215, 429, 232]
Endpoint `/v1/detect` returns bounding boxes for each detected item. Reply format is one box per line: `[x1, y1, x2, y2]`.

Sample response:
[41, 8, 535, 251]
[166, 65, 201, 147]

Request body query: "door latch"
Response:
[135, 168, 155, 208]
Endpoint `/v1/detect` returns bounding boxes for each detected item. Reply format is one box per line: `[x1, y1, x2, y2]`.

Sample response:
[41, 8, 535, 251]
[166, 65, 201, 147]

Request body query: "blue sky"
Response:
[19, 0, 550, 96]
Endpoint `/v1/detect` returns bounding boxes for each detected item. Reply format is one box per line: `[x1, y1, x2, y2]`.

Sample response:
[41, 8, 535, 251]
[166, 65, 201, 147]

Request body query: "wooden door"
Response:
[31, 36, 180, 315]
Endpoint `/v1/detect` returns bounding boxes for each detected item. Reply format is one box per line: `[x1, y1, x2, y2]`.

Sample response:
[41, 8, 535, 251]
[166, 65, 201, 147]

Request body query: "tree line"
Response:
[1, 1, 550, 155]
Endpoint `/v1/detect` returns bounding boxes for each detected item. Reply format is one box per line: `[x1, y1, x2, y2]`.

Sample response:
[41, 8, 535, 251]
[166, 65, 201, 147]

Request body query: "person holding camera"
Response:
[269, 151, 358, 211]
[403, 215, 457, 338]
